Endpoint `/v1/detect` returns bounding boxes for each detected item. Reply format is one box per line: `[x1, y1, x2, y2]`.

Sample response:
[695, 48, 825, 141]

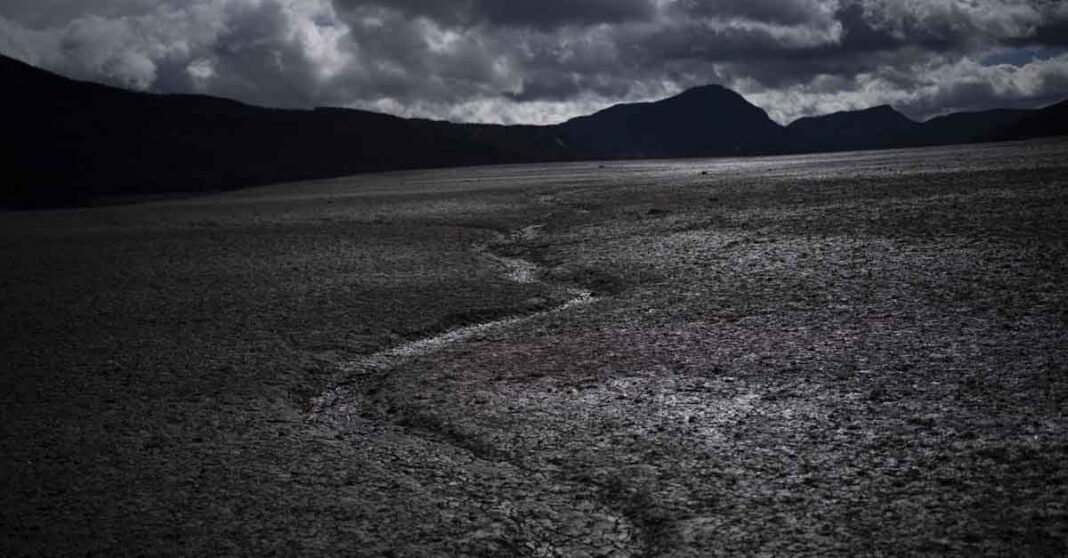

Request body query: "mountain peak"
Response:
[674, 83, 733, 96]
[664, 84, 746, 104]
[560, 83, 784, 158]
[862, 104, 912, 120]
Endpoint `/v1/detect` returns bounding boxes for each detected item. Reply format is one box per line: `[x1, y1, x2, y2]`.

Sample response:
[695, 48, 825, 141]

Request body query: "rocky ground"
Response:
[2, 140, 1067, 555]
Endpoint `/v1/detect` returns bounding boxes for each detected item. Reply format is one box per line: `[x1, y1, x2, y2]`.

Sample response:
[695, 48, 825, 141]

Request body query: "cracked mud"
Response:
[2, 140, 1067, 555]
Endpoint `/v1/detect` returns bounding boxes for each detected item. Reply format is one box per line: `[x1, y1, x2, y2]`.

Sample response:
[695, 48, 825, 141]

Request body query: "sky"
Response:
[2, 0, 1067, 125]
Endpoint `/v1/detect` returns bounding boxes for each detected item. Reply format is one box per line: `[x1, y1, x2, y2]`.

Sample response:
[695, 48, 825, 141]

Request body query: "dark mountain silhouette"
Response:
[558, 85, 787, 158]
[1, 54, 581, 207]
[783, 101, 1066, 151]
[920, 108, 1033, 145]
[786, 105, 923, 152]
[1, 53, 1065, 208]
[996, 98, 1068, 140]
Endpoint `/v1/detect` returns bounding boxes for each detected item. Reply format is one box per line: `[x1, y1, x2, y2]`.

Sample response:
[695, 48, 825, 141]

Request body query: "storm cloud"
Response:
[2, 0, 1066, 123]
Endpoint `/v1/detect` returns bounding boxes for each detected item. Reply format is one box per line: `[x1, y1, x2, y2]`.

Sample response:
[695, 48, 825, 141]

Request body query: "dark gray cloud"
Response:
[1, 0, 1066, 124]
[335, 0, 656, 28]
[673, 0, 837, 26]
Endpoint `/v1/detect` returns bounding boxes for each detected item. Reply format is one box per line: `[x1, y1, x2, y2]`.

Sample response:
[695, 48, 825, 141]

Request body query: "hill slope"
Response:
[920, 109, 1032, 145]
[996, 98, 1068, 140]
[787, 105, 923, 152]
[0, 55, 580, 207]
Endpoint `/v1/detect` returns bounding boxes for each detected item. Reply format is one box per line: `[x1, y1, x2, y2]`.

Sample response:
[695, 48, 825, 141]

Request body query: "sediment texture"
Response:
[2, 140, 1067, 555]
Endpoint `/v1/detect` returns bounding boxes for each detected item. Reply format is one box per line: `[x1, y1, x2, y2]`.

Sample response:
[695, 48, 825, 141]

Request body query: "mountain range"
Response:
[2, 53, 1066, 208]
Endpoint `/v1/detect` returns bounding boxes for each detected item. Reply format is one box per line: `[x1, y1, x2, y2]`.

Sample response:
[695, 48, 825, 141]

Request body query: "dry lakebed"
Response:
[2, 140, 1067, 556]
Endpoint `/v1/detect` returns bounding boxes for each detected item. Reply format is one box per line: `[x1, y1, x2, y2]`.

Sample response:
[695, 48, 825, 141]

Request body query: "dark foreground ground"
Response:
[2, 140, 1066, 556]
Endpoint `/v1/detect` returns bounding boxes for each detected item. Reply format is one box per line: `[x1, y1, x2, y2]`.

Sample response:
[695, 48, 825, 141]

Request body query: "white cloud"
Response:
[1, 0, 356, 105]
[744, 52, 1068, 123]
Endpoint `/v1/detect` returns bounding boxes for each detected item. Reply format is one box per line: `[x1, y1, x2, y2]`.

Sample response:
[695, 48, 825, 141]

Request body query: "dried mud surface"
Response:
[2, 140, 1067, 555]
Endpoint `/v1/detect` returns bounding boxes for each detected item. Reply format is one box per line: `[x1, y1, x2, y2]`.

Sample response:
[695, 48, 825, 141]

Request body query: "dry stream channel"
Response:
[306, 223, 638, 557]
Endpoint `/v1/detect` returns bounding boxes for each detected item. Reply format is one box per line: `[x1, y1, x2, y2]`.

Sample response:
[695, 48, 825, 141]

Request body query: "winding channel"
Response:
[309, 223, 594, 418]
[300, 222, 646, 555]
